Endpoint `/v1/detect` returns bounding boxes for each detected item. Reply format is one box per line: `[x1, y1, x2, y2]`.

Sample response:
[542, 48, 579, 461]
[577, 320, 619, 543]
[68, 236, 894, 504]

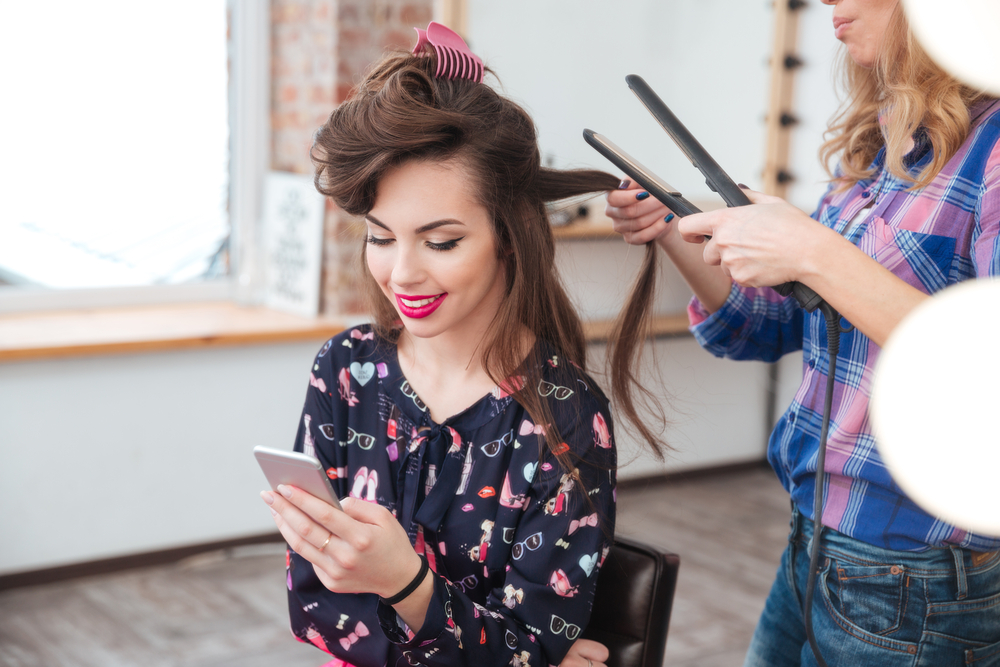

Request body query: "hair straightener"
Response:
[583, 74, 825, 313]
[585, 75, 849, 667]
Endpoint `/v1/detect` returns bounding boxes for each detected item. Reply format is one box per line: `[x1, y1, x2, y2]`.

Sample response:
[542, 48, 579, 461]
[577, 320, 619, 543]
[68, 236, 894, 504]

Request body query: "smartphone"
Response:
[253, 446, 343, 510]
[583, 129, 702, 217]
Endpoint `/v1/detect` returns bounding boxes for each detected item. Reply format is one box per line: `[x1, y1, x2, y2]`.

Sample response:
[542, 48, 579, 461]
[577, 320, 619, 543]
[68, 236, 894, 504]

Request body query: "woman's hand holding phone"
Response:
[261, 485, 432, 628]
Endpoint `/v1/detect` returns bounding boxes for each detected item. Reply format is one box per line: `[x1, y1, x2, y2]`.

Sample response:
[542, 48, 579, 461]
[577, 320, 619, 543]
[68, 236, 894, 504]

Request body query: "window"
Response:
[0, 0, 268, 312]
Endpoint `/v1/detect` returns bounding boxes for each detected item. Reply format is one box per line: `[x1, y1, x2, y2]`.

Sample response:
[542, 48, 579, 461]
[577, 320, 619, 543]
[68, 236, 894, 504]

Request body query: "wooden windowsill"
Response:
[0, 301, 345, 363]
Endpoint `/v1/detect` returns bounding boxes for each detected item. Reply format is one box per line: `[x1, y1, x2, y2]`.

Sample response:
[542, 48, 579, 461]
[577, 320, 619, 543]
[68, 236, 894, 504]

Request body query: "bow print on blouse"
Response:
[568, 513, 598, 534]
[339, 621, 370, 651]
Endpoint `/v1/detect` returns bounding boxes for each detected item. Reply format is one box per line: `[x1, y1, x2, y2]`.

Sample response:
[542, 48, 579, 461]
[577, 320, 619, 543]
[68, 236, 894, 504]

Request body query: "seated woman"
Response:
[261, 22, 666, 667]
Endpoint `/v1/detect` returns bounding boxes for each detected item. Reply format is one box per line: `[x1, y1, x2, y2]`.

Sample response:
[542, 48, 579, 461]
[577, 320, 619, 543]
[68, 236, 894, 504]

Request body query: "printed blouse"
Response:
[688, 98, 1000, 552]
[285, 325, 617, 667]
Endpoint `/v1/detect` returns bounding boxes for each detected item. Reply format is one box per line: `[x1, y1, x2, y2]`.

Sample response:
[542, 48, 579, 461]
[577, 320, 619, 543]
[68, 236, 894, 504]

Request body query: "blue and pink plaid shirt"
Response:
[689, 99, 1000, 552]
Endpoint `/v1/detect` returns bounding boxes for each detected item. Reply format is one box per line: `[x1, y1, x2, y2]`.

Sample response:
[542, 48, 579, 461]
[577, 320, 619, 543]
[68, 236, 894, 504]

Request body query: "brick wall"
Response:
[270, 0, 434, 314]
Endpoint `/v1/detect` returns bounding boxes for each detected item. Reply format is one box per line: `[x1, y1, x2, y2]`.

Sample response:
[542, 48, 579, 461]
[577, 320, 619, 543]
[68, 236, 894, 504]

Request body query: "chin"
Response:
[397, 315, 450, 339]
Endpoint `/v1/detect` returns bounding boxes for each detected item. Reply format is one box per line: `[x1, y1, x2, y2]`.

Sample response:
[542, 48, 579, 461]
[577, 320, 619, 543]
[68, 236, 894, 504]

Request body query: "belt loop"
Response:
[950, 546, 968, 600]
[790, 500, 801, 540]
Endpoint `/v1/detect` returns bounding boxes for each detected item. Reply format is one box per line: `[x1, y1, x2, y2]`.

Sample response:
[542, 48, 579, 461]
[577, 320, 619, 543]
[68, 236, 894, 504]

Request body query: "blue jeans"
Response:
[744, 505, 1000, 666]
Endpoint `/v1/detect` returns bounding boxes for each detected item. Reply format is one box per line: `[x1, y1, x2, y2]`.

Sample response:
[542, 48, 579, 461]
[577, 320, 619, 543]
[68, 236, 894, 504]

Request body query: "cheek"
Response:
[365, 250, 392, 287]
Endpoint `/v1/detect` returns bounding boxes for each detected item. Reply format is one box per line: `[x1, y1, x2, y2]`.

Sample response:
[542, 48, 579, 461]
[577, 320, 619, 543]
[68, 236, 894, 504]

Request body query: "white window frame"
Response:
[0, 0, 270, 315]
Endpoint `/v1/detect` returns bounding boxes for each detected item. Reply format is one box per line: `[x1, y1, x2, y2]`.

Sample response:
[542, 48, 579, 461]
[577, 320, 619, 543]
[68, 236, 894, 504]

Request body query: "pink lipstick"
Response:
[394, 293, 447, 319]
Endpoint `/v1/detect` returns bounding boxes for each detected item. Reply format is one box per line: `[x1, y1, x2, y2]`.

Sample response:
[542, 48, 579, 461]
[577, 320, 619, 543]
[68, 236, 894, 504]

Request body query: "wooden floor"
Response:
[0, 464, 790, 667]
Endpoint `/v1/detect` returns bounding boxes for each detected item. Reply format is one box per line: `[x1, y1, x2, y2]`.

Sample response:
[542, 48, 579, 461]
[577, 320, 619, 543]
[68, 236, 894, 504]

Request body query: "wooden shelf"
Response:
[0, 302, 345, 363]
[582, 312, 691, 342]
[551, 220, 618, 240]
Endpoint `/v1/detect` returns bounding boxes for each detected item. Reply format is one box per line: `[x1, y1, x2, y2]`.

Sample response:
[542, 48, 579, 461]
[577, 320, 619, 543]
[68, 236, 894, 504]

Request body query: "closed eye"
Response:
[427, 237, 464, 251]
[367, 235, 393, 247]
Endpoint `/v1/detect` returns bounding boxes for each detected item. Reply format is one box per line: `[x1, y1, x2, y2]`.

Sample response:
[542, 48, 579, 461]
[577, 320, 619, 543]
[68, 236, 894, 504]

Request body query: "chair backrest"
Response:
[582, 537, 680, 667]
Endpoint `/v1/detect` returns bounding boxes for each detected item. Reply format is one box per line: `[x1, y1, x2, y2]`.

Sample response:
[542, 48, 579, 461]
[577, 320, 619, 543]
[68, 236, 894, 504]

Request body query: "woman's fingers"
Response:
[261, 486, 349, 559]
[606, 185, 676, 245]
[676, 211, 716, 243]
[573, 639, 610, 662]
[558, 639, 610, 667]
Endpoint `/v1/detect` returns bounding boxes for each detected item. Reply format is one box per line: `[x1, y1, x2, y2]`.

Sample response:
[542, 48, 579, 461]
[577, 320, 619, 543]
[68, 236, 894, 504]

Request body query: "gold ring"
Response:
[320, 534, 332, 551]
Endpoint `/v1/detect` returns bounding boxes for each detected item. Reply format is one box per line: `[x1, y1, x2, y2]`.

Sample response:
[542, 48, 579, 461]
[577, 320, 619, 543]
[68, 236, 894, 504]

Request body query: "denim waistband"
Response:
[789, 504, 1000, 584]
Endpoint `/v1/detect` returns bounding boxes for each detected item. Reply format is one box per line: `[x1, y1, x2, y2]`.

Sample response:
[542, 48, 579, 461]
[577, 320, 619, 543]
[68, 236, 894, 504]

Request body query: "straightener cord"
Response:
[802, 305, 843, 667]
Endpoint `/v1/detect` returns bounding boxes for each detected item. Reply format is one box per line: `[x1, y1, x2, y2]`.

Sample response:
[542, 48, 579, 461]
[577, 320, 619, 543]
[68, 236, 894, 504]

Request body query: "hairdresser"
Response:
[607, 0, 1000, 664]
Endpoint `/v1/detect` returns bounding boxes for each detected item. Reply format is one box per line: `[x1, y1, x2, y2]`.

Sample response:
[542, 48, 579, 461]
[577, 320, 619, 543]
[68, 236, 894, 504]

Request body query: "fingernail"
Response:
[277, 484, 293, 499]
[618, 179, 632, 190]
[269, 507, 279, 518]
[737, 183, 749, 189]
[261, 490, 275, 505]
[664, 213, 675, 223]
[636, 191, 650, 201]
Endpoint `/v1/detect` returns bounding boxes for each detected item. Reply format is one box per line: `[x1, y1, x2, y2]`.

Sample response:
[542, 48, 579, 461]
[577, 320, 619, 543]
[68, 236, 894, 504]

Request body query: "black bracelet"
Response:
[381, 555, 429, 606]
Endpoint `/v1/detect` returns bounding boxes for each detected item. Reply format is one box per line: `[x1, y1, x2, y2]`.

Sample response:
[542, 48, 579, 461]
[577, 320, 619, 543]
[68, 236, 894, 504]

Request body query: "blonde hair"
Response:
[820, 4, 992, 190]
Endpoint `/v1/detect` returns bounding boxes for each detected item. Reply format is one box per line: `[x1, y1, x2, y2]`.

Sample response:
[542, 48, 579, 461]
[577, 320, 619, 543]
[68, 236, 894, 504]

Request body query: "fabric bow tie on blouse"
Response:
[339, 621, 369, 651]
[568, 513, 599, 534]
[398, 423, 467, 541]
[411, 21, 484, 83]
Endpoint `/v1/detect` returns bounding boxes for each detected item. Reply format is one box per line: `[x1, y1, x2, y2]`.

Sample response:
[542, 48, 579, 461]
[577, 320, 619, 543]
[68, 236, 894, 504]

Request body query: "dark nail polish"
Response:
[618, 179, 632, 190]
[664, 213, 675, 223]
[737, 183, 749, 189]
[636, 191, 650, 201]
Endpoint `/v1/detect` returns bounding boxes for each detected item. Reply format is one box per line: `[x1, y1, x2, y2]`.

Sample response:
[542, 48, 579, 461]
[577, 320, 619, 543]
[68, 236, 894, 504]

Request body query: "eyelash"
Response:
[365, 236, 465, 251]
[429, 238, 463, 251]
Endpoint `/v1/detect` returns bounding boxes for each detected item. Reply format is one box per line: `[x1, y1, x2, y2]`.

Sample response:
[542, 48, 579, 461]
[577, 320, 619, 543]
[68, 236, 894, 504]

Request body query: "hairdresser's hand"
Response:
[605, 179, 677, 246]
[262, 486, 422, 599]
[559, 639, 609, 667]
[676, 187, 834, 288]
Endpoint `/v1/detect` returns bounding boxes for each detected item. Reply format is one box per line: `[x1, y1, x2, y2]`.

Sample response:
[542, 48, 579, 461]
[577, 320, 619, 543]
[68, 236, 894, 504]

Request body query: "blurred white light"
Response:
[871, 279, 1000, 536]
[903, 0, 1000, 95]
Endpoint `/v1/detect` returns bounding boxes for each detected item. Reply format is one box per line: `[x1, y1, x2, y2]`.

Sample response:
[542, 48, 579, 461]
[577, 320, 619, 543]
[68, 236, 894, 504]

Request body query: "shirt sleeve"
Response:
[285, 335, 368, 657]
[974, 136, 1000, 277]
[378, 389, 617, 667]
[688, 282, 805, 362]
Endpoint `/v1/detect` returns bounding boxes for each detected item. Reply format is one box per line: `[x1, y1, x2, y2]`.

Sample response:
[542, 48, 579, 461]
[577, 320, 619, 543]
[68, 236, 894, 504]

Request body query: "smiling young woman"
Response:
[261, 24, 669, 667]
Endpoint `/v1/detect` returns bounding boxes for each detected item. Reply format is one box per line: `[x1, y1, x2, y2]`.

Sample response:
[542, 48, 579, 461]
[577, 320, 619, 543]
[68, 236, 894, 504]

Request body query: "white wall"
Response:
[0, 342, 319, 576]
[468, 0, 774, 198]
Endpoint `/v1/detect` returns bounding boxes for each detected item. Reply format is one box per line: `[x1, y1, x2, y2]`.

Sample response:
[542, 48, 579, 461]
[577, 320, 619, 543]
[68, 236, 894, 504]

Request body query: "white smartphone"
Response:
[253, 446, 343, 510]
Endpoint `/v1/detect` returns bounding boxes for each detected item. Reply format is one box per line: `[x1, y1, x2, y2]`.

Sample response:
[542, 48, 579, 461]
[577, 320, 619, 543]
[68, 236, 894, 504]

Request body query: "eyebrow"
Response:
[365, 215, 466, 235]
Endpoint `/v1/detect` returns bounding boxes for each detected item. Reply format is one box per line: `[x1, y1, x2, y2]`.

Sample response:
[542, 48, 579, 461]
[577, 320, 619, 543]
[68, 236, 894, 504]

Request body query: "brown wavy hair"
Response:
[820, 4, 992, 190]
[311, 48, 667, 467]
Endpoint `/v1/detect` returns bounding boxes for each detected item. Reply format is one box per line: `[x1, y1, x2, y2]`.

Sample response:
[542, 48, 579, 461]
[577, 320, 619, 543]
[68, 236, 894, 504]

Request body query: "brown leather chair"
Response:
[582, 537, 681, 667]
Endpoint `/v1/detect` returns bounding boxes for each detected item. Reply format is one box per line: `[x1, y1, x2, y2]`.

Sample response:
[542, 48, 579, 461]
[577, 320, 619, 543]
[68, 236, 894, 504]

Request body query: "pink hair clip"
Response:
[412, 21, 484, 84]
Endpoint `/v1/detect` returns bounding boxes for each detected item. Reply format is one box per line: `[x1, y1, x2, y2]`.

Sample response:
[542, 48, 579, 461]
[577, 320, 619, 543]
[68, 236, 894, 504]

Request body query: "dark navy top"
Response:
[285, 325, 617, 667]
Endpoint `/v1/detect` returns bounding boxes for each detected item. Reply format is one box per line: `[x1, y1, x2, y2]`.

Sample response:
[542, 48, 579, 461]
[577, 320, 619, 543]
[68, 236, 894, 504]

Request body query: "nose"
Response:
[820, 0, 836, 5]
[390, 243, 425, 290]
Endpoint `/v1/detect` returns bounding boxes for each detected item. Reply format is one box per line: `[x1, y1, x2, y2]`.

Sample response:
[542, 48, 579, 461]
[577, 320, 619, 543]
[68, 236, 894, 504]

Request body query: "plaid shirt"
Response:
[689, 99, 1000, 552]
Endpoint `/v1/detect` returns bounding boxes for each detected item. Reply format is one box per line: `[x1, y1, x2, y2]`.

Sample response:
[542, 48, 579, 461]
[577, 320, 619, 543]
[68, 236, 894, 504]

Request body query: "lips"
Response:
[394, 292, 447, 319]
[833, 16, 852, 38]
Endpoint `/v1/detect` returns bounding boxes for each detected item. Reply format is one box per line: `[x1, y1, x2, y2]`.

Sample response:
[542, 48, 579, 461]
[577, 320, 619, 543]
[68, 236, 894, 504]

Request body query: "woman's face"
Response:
[365, 158, 506, 343]
[822, 0, 899, 68]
